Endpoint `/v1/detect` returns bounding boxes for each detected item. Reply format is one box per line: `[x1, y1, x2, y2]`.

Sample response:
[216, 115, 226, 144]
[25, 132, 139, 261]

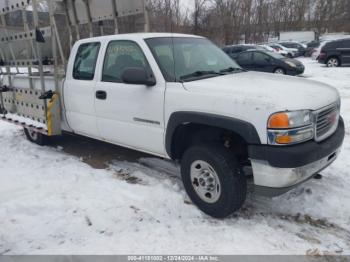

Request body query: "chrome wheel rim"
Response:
[190, 160, 221, 203]
[28, 130, 38, 140]
[274, 69, 284, 74]
[327, 58, 338, 67]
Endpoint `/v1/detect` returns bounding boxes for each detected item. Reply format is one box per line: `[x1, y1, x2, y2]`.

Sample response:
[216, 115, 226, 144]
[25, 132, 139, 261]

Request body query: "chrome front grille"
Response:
[315, 104, 339, 141]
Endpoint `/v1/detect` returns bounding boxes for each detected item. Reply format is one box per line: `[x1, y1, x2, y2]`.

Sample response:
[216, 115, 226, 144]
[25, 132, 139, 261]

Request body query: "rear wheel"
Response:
[181, 145, 246, 218]
[24, 128, 48, 146]
[326, 57, 340, 67]
[274, 68, 285, 74]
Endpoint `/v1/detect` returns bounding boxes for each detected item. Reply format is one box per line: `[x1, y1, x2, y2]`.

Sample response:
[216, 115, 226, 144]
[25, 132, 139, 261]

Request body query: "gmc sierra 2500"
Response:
[0, 33, 345, 218]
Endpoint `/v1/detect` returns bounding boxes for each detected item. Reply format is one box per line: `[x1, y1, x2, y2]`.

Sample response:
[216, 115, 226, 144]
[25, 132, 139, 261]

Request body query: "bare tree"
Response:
[145, 0, 350, 46]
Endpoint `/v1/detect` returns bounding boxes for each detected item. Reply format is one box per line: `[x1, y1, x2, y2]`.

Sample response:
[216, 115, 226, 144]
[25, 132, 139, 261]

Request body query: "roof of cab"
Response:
[75, 32, 203, 44]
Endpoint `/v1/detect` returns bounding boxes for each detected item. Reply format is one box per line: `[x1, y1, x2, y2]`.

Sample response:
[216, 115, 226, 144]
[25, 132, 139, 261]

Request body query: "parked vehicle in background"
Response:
[305, 41, 321, 57]
[233, 50, 305, 75]
[318, 38, 350, 67]
[311, 41, 329, 60]
[267, 43, 296, 57]
[258, 44, 277, 53]
[223, 44, 264, 59]
[279, 41, 307, 56]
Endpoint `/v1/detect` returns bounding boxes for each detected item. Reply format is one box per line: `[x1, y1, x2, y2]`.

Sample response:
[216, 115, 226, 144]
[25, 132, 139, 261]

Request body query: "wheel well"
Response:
[327, 56, 341, 64]
[274, 67, 285, 73]
[170, 123, 249, 162]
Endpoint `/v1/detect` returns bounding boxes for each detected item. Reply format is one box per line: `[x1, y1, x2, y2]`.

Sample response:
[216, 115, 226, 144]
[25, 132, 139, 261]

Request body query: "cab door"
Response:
[64, 41, 101, 138]
[94, 40, 166, 156]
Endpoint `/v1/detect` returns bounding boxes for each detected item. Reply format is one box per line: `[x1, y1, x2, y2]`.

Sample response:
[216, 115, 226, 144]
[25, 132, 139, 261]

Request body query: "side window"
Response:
[345, 40, 350, 48]
[236, 52, 252, 65]
[339, 40, 350, 48]
[254, 52, 270, 64]
[231, 47, 239, 53]
[102, 41, 151, 83]
[73, 42, 100, 80]
[223, 47, 230, 54]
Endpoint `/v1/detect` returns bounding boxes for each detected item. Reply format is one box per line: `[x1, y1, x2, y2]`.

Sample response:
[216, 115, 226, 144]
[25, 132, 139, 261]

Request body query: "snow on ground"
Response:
[1, 59, 350, 255]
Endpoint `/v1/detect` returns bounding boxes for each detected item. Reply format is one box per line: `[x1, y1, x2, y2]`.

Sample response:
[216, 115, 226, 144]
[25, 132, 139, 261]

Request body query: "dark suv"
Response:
[318, 38, 350, 67]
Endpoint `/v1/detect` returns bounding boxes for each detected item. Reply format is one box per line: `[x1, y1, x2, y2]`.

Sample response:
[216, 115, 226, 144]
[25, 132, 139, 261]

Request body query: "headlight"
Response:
[268, 110, 311, 129]
[267, 110, 314, 145]
[285, 61, 296, 68]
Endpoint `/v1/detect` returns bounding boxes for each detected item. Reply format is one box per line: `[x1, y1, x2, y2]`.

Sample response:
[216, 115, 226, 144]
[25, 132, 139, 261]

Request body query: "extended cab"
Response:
[0, 33, 345, 218]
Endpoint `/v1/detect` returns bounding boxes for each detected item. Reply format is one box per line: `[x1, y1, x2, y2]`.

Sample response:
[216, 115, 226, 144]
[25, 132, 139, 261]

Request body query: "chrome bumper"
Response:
[251, 148, 340, 193]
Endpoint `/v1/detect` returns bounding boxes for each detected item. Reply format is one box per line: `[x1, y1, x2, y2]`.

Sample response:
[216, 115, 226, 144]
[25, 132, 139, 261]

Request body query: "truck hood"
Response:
[182, 71, 339, 111]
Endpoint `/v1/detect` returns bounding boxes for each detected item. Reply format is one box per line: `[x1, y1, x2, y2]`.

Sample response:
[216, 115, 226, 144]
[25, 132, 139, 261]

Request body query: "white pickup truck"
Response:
[0, 33, 345, 218]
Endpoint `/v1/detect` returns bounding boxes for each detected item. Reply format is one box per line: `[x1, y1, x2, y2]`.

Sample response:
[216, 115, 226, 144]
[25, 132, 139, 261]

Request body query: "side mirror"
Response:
[121, 67, 156, 86]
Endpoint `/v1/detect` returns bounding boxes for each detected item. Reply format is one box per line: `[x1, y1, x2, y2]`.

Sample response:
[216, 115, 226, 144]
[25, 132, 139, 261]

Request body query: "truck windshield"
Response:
[145, 37, 242, 82]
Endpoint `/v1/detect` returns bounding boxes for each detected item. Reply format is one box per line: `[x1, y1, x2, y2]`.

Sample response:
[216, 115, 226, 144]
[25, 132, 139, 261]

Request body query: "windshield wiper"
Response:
[179, 70, 225, 81]
[219, 67, 245, 73]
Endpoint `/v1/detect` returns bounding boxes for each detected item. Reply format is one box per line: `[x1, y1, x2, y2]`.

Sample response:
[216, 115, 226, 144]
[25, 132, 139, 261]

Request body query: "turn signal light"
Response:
[275, 135, 292, 144]
[268, 113, 289, 128]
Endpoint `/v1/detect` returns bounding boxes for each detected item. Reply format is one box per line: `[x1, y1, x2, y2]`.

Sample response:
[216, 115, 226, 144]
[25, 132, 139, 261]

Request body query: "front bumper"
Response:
[249, 117, 345, 196]
[288, 66, 305, 76]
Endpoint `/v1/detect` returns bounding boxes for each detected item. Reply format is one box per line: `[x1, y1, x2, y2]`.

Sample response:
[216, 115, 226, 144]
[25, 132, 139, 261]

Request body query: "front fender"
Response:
[165, 111, 261, 159]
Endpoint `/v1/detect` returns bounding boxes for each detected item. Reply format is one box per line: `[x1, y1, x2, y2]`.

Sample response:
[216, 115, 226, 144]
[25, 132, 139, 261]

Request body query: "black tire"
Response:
[24, 128, 48, 146]
[181, 145, 246, 218]
[274, 67, 285, 74]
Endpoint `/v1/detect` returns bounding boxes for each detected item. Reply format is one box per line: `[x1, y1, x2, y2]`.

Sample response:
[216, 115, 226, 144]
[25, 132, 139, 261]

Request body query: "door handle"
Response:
[96, 90, 107, 100]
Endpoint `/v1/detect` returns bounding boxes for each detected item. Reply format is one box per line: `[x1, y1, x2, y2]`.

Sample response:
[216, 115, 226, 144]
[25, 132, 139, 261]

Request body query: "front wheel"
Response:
[24, 128, 48, 146]
[181, 145, 246, 218]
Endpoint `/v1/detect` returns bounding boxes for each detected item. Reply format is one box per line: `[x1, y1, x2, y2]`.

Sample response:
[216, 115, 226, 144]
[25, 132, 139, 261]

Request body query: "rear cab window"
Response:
[73, 42, 100, 80]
